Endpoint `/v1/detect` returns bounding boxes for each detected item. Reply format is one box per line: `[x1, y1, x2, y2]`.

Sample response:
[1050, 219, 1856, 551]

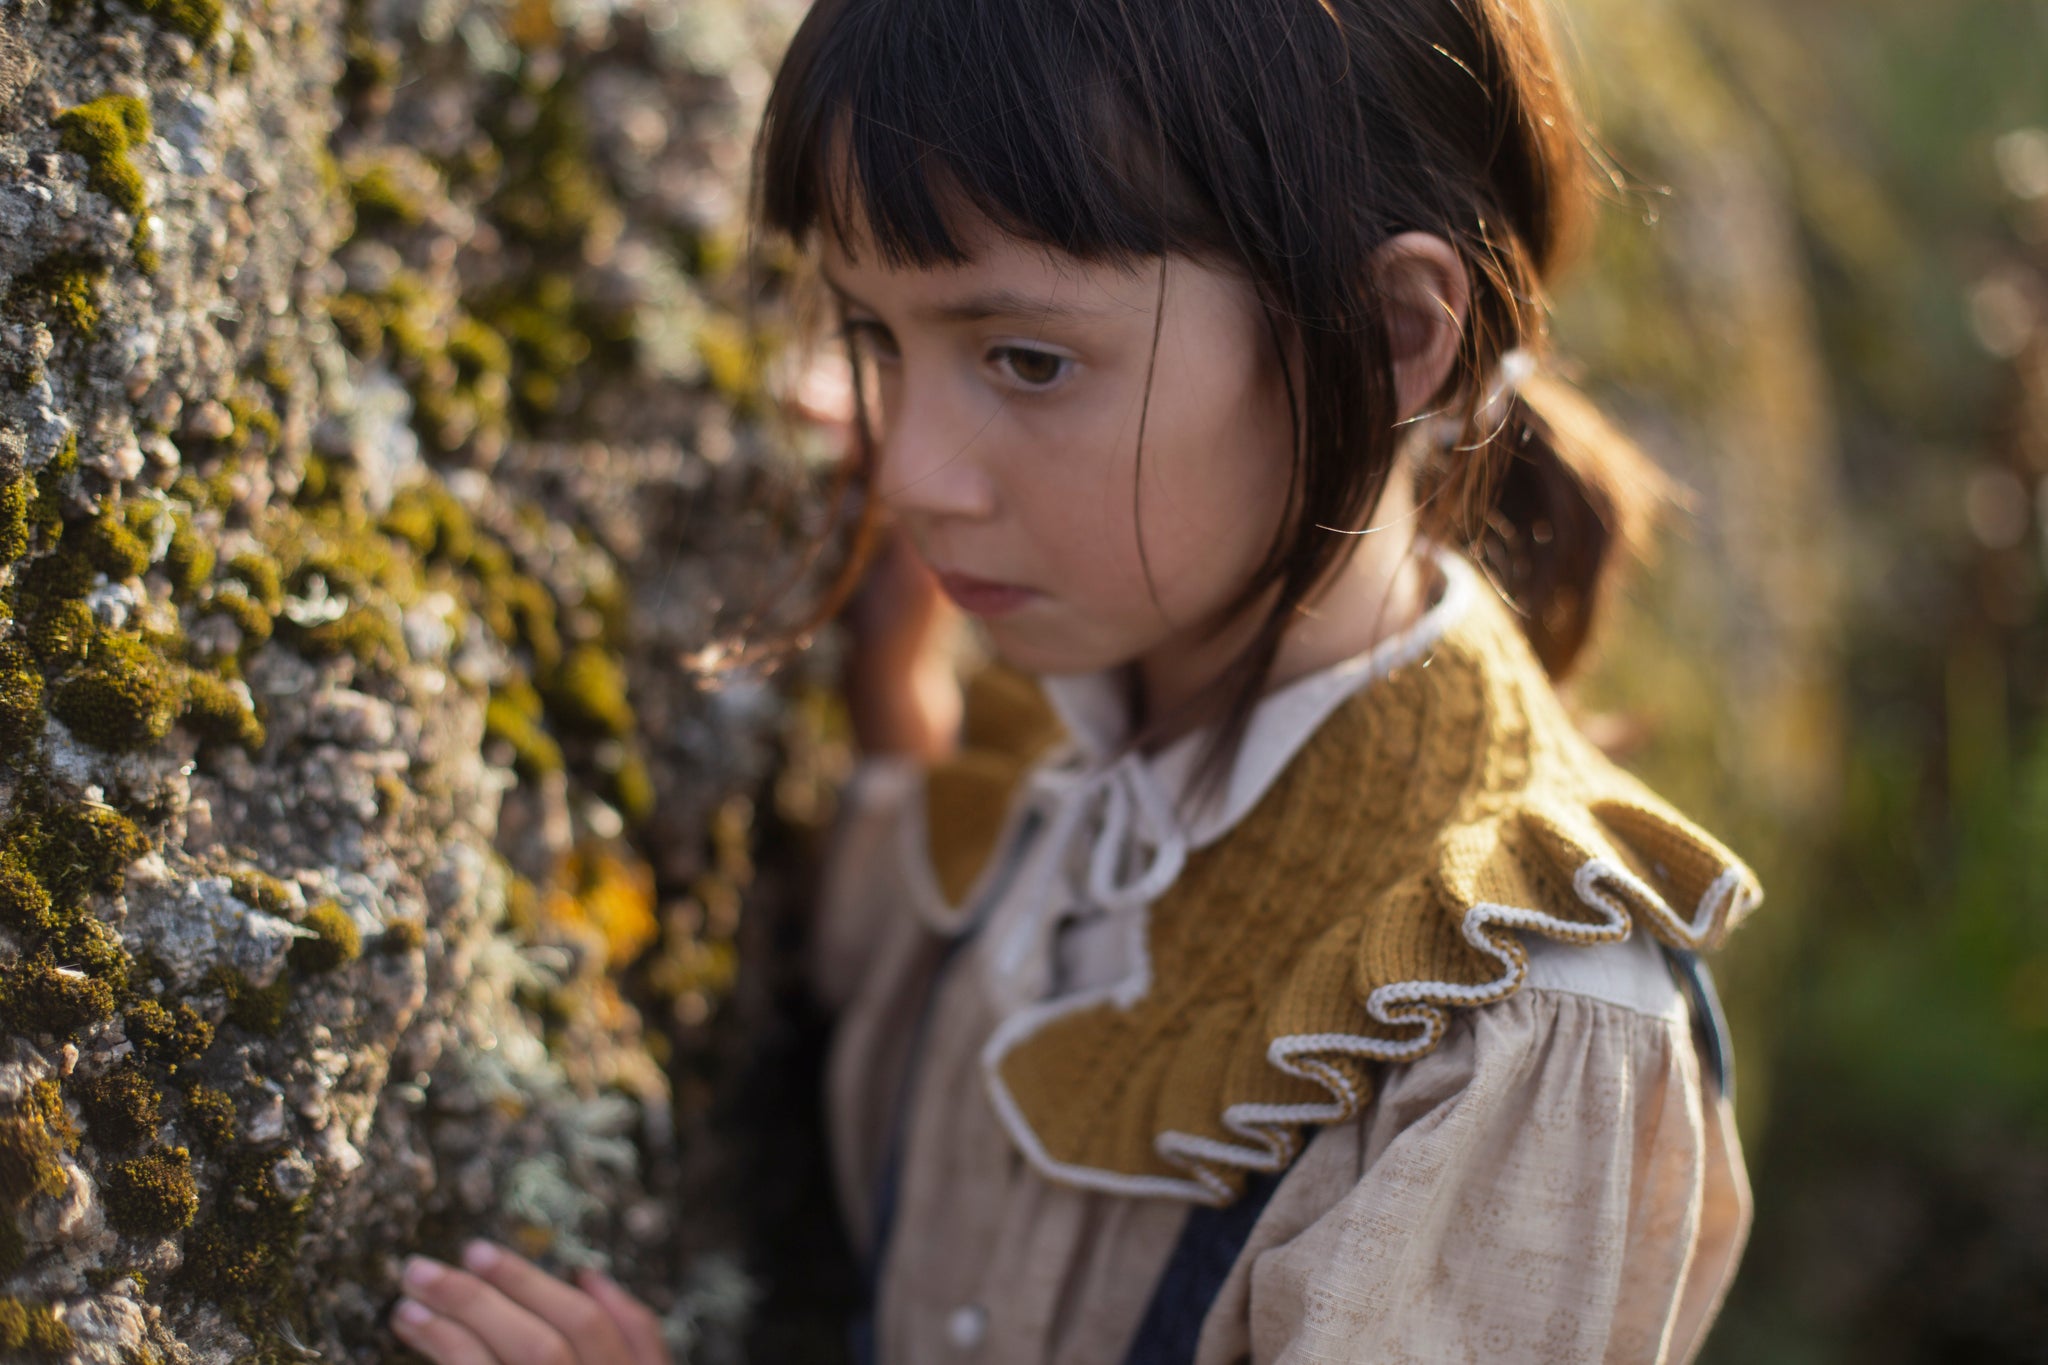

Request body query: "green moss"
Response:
[349, 163, 425, 229]
[0, 847, 53, 932]
[207, 967, 289, 1035]
[291, 607, 405, 667]
[123, 498, 163, 543]
[44, 912, 129, 988]
[181, 1084, 235, 1150]
[227, 869, 293, 915]
[327, 294, 384, 356]
[73, 1064, 161, 1151]
[229, 29, 254, 72]
[0, 959, 118, 1039]
[225, 552, 282, 610]
[164, 510, 213, 597]
[0, 1112, 68, 1210]
[27, 599, 95, 669]
[132, 224, 160, 278]
[448, 317, 512, 383]
[0, 1296, 75, 1355]
[287, 901, 360, 974]
[206, 584, 275, 651]
[6, 252, 107, 337]
[609, 752, 655, 826]
[0, 1218, 24, 1277]
[49, 631, 185, 751]
[485, 689, 564, 779]
[378, 918, 424, 953]
[224, 396, 280, 454]
[0, 476, 28, 563]
[28, 434, 78, 536]
[543, 645, 634, 739]
[103, 1146, 197, 1236]
[125, 999, 214, 1070]
[7, 800, 148, 901]
[0, 642, 43, 761]
[181, 670, 264, 749]
[54, 96, 149, 220]
[380, 482, 477, 566]
[77, 508, 151, 578]
[339, 32, 398, 101]
[500, 574, 561, 672]
[118, 0, 222, 43]
[173, 1148, 313, 1326]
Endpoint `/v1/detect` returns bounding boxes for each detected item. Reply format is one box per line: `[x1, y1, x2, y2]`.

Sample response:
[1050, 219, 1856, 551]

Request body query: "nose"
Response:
[873, 373, 999, 522]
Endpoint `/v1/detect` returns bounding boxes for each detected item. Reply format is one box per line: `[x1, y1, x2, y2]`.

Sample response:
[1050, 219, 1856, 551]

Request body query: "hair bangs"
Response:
[754, 0, 1218, 272]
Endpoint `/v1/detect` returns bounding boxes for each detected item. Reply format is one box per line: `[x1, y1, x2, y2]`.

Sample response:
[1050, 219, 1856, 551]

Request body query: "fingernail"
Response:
[461, 1239, 500, 1272]
[402, 1256, 444, 1292]
[395, 1298, 436, 1327]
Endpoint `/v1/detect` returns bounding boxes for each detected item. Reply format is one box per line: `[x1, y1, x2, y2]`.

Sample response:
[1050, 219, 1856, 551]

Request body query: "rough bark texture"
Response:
[0, 0, 831, 1359]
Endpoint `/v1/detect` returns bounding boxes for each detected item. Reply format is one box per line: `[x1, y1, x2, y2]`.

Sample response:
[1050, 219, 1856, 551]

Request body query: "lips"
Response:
[933, 570, 1041, 617]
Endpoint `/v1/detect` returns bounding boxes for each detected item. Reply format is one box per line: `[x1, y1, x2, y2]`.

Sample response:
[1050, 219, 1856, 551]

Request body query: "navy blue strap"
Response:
[1661, 945, 1735, 1104]
[848, 807, 1047, 1365]
[1123, 1158, 1300, 1365]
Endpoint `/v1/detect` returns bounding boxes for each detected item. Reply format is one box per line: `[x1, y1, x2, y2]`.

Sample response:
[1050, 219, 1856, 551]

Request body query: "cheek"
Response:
[1128, 387, 1294, 616]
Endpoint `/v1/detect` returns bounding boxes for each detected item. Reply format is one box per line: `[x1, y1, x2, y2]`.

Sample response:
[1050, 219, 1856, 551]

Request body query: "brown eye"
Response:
[994, 346, 1068, 388]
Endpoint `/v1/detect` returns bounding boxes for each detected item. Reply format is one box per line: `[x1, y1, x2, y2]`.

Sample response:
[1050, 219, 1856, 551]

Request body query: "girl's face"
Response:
[821, 212, 1298, 697]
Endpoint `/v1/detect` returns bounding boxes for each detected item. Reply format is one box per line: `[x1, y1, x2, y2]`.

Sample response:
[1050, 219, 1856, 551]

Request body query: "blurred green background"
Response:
[1545, 0, 2048, 1358]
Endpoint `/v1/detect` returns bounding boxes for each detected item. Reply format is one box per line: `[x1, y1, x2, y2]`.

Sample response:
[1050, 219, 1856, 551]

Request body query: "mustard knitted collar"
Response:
[920, 567, 1762, 1206]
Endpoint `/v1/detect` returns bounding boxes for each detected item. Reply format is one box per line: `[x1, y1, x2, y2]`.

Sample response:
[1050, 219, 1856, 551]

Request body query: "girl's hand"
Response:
[390, 1241, 671, 1365]
[843, 523, 963, 763]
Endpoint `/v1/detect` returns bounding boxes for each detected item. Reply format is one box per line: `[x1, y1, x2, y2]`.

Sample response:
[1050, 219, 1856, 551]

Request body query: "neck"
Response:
[1131, 463, 1430, 749]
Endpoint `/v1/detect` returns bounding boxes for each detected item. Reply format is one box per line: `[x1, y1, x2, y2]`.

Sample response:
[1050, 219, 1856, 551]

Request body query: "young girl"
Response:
[388, 0, 1764, 1359]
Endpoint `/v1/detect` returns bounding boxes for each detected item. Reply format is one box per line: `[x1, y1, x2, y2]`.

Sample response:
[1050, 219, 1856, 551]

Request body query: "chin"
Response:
[980, 623, 1129, 680]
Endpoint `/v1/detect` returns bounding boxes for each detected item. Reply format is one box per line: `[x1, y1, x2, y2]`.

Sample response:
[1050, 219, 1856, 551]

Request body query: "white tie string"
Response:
[989, 751, 1191, 987]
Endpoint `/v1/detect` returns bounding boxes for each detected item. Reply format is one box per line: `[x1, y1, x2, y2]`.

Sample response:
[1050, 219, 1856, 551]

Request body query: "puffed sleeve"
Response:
[808, 754, 924, 1014]
[1196, 957, 1751, 1364]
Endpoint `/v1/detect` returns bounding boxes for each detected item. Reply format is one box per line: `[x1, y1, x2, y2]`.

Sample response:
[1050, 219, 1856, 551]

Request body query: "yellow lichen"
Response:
[288, 901, 360, 974]
[543, 844, 658, 970]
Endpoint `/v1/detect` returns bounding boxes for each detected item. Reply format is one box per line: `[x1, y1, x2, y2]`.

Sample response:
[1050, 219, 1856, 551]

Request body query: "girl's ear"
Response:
[1370, 232, 1472, 423]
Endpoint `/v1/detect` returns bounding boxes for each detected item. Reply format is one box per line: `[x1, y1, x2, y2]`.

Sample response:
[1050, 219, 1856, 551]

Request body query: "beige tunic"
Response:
[812, 555, 1751, 1364]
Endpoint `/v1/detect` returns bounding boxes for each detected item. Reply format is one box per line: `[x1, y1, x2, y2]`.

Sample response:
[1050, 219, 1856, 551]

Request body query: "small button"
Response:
[946, 1304, 988, 1349]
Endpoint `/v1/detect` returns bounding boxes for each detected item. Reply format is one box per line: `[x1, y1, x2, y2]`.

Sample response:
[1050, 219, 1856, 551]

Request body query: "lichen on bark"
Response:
[0, 0, 831, 1357]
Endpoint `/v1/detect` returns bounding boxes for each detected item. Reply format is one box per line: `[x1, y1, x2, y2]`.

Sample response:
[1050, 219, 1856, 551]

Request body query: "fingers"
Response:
[394, 1247, 619, 1365]
[461, 1241, 640, 1365]
[390, 1295, 503, 1365]
[577, 1268, 672, 1365]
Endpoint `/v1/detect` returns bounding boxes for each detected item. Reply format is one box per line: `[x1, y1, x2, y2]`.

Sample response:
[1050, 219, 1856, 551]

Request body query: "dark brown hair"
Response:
[750, 0, 1672, 801]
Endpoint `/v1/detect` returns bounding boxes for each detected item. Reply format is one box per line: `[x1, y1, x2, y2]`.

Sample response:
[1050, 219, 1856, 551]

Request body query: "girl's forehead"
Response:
[818, 218, 1165, 320]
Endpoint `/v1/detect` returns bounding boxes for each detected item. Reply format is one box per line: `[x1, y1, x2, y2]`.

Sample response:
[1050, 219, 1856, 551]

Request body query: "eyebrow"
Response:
[819, 266, 1110, 326]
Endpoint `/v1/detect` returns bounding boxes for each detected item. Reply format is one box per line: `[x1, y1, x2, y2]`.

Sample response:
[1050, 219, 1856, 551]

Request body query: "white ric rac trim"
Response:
[980, 852, 1751, 1206]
